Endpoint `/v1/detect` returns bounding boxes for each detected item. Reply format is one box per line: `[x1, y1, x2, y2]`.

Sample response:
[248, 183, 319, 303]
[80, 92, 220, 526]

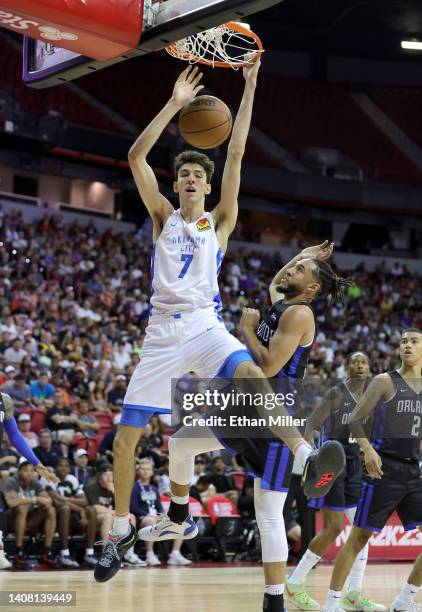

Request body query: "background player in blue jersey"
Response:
[286, 353, 385, 612]
[321, 329, 422, 612]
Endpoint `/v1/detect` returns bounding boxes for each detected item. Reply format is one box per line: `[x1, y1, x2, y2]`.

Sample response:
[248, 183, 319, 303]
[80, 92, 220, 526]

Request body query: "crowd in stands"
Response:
[0, 208, 419, 569]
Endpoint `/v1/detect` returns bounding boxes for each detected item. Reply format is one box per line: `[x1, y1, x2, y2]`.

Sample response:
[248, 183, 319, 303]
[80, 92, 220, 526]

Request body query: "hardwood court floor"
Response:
[0, 563, 416, 612]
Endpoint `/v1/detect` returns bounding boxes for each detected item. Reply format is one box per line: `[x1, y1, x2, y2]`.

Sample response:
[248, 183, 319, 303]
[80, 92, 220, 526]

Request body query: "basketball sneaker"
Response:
[389, 602, 422, 612]
[59, 554, 80, 568]
[302, 440, 346, 498]
[167, 550, 192, 566]
[341, 590, 386, 612]
[123, 551, 146, 567]
[146, 551, 161, 566]
[83, 553, 98, 567]
[138, 515, 198, 542]
[94, 523, 137, 583]
[0, 551, 11, 570]
[285, 579, 320, 610]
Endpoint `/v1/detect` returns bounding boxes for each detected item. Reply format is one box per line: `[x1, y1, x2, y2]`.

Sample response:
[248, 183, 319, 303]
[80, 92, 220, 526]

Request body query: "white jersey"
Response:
[150, 209, 224, 314]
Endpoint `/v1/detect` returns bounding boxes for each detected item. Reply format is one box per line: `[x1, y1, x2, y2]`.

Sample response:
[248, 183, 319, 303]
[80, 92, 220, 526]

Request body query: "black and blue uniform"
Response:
[354, 371, 422, 532]
[309, 381, 363, 511]
[213, 300, 316, 492]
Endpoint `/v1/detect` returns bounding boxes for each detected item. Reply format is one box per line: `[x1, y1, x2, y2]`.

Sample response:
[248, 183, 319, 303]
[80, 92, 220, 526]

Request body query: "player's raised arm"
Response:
[213, 58, 260, 249]
[128, 66, 204, 236]
[269, 241, 334, 304]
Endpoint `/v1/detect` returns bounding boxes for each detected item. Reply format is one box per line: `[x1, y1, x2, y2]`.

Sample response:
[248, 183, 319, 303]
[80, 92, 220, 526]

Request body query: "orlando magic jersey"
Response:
[0, 393, 5, 447]
[329, 382, 360, 459]
[256, 300, 316, 378]
[372, 371, 421, 463]
[150, 210, 223, 314]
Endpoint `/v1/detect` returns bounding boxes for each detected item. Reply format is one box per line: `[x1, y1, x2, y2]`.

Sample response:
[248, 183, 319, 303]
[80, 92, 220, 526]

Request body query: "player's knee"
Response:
[57, 504, 71, 516]
[350, 527, 371, 550]
[324, 516, 344, 538]
[233, 361, 264, 379]
[16, 505, 28, 516]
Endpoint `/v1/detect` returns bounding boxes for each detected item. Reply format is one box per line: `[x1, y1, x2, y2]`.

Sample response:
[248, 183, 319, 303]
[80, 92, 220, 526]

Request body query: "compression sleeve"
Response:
[4, 418, 40, 466]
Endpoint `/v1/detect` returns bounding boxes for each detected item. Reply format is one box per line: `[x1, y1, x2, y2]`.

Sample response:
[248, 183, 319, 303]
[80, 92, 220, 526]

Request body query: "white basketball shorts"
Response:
[121, 307, 252, 428]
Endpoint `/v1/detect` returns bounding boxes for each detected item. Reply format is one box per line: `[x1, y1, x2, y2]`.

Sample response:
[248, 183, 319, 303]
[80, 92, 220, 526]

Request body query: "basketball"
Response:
[178, 95, 233, 149]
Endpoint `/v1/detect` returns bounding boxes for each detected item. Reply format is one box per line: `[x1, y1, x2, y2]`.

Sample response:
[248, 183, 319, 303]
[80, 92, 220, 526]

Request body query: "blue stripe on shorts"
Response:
[121, 404, 171, 428]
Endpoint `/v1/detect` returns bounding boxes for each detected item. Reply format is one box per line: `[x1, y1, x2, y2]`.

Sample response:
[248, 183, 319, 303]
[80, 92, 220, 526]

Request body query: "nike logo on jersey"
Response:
[344, 402, 352, 406]
[400, 388, 407, 392]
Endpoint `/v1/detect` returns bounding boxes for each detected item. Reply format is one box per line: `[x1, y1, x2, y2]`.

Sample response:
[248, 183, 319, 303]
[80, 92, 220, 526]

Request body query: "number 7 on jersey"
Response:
[178, 254, 194, 279]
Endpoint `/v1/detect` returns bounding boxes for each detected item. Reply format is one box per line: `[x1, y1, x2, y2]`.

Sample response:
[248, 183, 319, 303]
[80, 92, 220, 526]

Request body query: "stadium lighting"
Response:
[401, 40, 422, 50]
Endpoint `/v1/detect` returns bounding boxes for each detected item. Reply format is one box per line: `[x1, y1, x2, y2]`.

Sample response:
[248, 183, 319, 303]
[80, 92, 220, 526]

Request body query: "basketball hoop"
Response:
[165, 21, 263, 69]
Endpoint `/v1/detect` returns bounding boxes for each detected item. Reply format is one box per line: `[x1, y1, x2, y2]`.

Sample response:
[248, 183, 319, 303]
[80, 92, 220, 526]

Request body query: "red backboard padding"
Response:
[0, 0, 143, 60]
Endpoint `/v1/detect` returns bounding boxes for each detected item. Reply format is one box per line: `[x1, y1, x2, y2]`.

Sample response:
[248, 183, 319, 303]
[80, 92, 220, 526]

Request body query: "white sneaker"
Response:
[0, 552, 12, 570]
[390, 602, 422, 612]
[138, 515, 198, 542]
[168, 551, 192, 566]
[59, 554, 80, 568]
[146, 552, 161, 566]
[123, 551, 146, 567]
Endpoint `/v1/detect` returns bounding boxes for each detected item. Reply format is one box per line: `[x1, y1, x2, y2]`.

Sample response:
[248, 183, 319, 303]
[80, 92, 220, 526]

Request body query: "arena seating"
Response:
[368, 86, 422, 149]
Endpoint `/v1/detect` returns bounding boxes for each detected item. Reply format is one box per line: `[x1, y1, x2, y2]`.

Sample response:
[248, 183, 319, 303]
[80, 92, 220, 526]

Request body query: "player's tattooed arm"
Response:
[214, 59, 260, 250]
[128, 66, 203, 237]
[304, 386, 341, 444]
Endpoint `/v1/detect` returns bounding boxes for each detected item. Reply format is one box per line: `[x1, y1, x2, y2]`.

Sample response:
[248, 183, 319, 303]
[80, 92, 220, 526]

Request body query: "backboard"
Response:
[23, 0, 284, 89]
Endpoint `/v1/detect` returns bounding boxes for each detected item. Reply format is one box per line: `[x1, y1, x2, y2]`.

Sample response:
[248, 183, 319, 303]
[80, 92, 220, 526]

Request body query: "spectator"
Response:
[189, 474, 215, 508]
[130, 459, 191, 566]
[209, 457, 238, 503]
[0, 435, 19, 480]
[135, 424, 163, 469]
[106, 375, 127, 412]
[33, 428, 62, 467]
[46, 390, 79, 456]
[98, 414, 121, 463]
[68, 366, 90, 400]
[72, 448, 94, 486]
[3, 458, 56, 568]
[3, 338, 27, 366]
[191, 456, 206, 485]
[237, 476, 255, 520]
[74, 400, 99, 439]
[3, 373, 32, 410]
[84, 463, 143, 567]
[17, 414, 39, 449]
[4, 365, 17, 384]
[112, 340, 131, 371]
[45, 457, 97, 567]
[30, 372, 55, 406]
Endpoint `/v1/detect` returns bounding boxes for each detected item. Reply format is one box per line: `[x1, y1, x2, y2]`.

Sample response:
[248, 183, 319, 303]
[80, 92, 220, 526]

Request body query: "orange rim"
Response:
[165, 21, 264, 69]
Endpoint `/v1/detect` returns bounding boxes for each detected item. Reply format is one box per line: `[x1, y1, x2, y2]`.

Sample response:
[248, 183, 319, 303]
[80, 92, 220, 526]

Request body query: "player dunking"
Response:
[94, 62, 345, 584]
[320, 329, 422, 612]
[286, 353, 384, 612]
[140, 242, 350, 612]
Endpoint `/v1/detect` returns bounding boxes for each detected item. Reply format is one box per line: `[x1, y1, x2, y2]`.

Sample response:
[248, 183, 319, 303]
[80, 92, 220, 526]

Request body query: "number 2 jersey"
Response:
[372, 370, 421, 463]
[150, 210, 223, 314]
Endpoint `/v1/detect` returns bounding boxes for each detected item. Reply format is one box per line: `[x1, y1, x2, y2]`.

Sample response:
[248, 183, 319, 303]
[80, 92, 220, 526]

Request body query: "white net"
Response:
[166, 23, 263, 69]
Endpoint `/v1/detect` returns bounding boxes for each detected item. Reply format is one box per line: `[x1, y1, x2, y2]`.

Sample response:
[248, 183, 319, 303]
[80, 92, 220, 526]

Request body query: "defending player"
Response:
[321, 329, 422, 612]
[141, 243, 349, 612]
[286, 353, 385, 612]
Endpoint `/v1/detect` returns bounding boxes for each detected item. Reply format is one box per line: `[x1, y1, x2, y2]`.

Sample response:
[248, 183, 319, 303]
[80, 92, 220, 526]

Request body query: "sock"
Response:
[289, 549, 322, 585]
[111, 513, 130, 537]
[60, 549, 70, 557]
[168, 499, 189, 524]
[394, 583, 420, 607]
[293, 441, 312, 471]
[347, 543, 368, 592]
[265, 584, 284, 596]
[326, 589, 343, 608]
[86, 548, 94, 556]
[263, 593, 284, 612]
